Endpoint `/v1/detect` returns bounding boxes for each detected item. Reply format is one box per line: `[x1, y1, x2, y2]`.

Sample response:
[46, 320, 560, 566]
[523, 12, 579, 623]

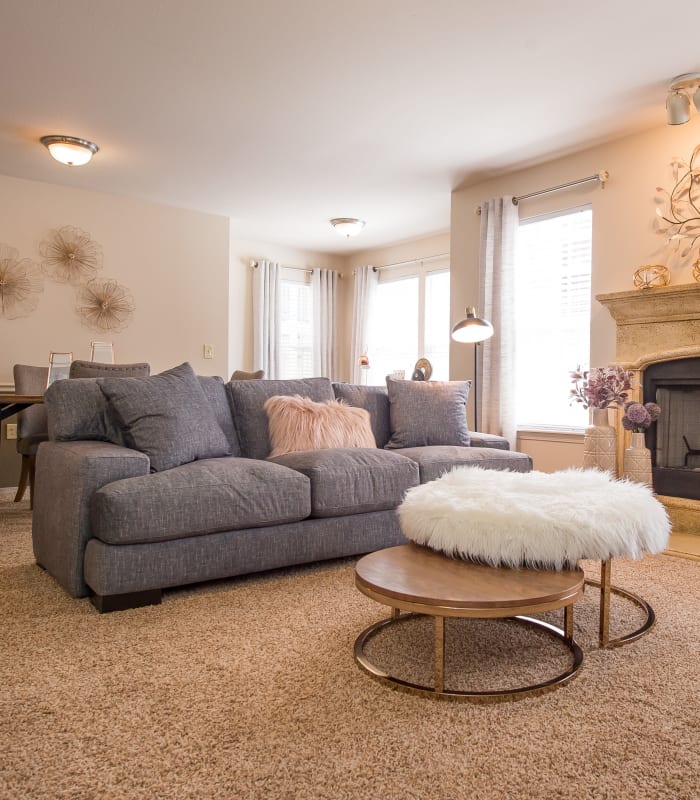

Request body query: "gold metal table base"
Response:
[354, 611, 584, 704]
[588, 559, 656, 648]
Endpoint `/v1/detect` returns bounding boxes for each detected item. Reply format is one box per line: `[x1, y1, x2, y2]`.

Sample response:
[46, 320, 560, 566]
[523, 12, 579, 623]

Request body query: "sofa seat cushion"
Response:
[268, 448, 419, 518]
[91, 457, 311, 545]
[395, 446, 533, 484]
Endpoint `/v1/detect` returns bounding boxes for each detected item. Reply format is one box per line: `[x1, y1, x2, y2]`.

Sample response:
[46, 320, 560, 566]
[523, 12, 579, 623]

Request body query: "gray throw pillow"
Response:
[97, 362, 231, 472]
[384, 377, 471, 449]
[332, 383, 391, 448]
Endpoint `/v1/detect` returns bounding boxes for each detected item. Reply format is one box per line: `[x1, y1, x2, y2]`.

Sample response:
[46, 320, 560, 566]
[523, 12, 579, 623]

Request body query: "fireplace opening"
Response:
[643, 358, 700, 500]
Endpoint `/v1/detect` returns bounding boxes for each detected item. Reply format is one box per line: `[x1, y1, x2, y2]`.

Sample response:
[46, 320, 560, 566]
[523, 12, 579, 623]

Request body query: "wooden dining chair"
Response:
[12, 364, 49, 508]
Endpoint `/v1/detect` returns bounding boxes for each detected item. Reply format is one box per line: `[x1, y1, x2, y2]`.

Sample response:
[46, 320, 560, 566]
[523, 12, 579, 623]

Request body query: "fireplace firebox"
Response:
[643, 358, 700, 501]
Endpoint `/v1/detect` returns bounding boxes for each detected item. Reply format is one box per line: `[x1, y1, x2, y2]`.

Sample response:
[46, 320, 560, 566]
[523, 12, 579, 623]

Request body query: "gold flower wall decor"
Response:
[654, 144, 700, 265]
[0, 244, 44, 319]
[76, 278, 135, 332]
[40, 225, 103, 285]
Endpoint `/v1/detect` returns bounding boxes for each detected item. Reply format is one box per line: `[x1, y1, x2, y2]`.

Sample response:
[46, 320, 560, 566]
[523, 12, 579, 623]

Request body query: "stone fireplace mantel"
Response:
[597, 283, 700, 365]
[597, 283, 700, 534]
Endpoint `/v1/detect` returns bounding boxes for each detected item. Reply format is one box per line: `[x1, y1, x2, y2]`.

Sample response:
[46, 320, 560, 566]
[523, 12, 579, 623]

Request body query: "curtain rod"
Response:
[371, 253, 449, 272]
[474, 170, 609, 214]
[250, 260, 341, 277]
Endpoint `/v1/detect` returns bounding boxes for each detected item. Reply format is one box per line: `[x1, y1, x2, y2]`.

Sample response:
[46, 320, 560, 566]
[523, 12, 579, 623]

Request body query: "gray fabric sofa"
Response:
[32, 368, 532, 612]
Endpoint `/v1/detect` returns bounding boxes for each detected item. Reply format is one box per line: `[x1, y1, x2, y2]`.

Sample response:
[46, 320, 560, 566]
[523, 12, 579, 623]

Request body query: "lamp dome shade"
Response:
[451, 307, 494, 343]
[40, 135, 99, 166]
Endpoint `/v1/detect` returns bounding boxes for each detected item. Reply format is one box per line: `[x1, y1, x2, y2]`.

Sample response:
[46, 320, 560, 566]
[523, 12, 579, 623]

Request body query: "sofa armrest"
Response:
[469, 432, 510, 450]
[32, 441, 150, 598]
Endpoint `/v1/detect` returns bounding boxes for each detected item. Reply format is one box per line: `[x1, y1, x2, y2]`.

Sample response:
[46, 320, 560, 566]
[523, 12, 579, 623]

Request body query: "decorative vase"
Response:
[583, 408, 617, 475]
[622, 431, 653, 486]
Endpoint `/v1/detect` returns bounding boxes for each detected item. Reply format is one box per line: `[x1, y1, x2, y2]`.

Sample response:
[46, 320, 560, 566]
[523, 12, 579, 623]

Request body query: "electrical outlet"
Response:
[203, 344, 214, 359]
[5, 423, 17, 440]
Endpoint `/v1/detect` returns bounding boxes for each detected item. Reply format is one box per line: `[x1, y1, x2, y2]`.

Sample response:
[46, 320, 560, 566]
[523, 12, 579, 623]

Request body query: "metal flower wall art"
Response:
[40, 225, 103, 285]
[0, 244, 44, 319]
[76, 278, 135, 332]
[654, 144, 700, 266]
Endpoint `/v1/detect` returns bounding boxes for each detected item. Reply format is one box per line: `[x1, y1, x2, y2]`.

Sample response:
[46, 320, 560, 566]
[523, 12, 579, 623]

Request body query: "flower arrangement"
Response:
[570, 365, 634, 410]
[621, 402, 661, 433]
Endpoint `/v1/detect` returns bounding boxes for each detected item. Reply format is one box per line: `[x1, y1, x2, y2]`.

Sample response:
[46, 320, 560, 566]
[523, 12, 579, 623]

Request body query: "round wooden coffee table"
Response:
[354, 543, 584, 703]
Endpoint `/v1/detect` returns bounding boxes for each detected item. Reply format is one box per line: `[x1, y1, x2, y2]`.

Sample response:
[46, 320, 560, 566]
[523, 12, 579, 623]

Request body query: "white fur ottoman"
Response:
[397, 467, 672, 647]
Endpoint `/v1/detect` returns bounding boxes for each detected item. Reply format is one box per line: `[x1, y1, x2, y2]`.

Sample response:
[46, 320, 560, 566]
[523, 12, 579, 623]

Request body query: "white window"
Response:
[366, 261, 450, 385]
[279, 268, 313, 379]
[514, 206, 592, 429]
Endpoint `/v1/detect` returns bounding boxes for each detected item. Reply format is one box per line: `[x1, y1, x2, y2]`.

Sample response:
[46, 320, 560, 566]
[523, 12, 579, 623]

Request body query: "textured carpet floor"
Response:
[1, 491, 699, 800]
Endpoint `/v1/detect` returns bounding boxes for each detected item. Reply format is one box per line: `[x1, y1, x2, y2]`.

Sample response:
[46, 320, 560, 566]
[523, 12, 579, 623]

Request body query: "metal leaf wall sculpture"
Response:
[40, 225, 103, 285]
[0, 244, 44, 319]
[76, 278, 135, 332]
[654, 144, 700, 263]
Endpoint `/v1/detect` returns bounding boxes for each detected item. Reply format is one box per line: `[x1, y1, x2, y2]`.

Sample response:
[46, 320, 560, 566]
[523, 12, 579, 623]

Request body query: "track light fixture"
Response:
[666, 73, 700, 125]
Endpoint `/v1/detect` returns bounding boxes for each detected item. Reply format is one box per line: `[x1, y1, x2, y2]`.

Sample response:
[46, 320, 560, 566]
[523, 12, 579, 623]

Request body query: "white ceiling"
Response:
[1, 0, 699, 254]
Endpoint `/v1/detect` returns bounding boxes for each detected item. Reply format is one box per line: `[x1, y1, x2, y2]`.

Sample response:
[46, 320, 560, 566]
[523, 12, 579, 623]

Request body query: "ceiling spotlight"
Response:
[666, 73, 700, 125]
[330, 218, 366, 238]
[40, 135, 99, 166]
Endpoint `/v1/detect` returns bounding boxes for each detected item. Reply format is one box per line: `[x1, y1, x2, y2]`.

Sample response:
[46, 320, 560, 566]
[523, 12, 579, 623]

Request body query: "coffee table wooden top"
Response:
[355, 544, 584, 618]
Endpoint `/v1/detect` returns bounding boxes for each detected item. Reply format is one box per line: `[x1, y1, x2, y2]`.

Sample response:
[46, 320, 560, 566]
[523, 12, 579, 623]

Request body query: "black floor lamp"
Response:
[451, 306, 494, 432]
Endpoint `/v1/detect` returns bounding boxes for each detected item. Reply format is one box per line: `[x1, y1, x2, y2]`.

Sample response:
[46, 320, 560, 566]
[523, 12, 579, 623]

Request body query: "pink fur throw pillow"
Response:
[264, 395, 376, 457]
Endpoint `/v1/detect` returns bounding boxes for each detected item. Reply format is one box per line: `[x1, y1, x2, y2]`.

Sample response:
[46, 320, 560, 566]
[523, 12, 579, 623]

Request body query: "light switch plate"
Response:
[5, 423, 17, 440]
[203, 344, 214, 359]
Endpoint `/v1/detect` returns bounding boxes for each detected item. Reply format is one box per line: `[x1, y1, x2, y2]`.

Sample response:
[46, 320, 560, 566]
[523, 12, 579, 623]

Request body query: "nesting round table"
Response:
[354, 543, 585, 703]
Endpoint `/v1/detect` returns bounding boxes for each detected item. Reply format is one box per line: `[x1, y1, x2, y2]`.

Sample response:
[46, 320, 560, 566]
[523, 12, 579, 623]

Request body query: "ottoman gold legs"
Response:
[586, 559, 656, 648]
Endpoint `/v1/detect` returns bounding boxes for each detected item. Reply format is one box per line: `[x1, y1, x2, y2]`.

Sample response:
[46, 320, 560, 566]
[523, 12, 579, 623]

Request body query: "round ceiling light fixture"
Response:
[666, 73, 700, 125]
[40, 135, 99, 166]
[330, 218, 366, 238]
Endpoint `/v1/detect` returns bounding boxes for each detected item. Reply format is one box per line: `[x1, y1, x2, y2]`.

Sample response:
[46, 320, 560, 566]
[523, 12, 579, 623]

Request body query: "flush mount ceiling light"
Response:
[40, 135, 99, 166]
[330, 218, 366, 238]
[666, 73, 700, 125]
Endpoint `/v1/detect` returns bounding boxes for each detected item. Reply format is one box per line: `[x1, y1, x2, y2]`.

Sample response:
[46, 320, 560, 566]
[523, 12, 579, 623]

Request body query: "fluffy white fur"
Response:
[398, 467, 671, 568]
[264, 395, 376, 458]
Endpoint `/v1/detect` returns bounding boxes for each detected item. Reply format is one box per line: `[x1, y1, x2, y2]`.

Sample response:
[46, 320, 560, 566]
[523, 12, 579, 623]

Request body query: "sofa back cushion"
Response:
[227, 377, 335, 459]
[197, 376, 241, 456]
[46, 379, 125, 443]
[332, 383, 391, 448]
[97, 362, 231, 472]
[385, 377, 471, 449]
[45, 367, 239, 456]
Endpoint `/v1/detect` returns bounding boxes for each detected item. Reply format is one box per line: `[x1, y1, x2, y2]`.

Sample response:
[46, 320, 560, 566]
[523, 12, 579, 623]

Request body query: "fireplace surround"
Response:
[598, 283, 700, 532]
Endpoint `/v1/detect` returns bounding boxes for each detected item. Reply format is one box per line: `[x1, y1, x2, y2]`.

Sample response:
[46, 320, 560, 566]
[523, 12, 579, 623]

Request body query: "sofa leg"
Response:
[90, 588, 162, 613]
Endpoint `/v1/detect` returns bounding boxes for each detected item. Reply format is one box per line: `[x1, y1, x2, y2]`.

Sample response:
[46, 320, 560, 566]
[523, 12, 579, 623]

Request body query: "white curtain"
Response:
[252, 260, 281, 379]
[312, 268, 338, 378]
[349, 265, 378, 383]
[478, 197, 519, 447]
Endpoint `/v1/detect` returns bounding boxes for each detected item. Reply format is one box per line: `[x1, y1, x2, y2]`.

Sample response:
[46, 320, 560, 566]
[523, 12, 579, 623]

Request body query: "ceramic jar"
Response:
[583, 407, 617, 476]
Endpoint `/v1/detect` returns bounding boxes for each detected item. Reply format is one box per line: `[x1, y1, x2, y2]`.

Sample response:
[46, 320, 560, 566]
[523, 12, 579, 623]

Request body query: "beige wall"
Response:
[451, 121, 700, 469]
[0, 173, 231, 382]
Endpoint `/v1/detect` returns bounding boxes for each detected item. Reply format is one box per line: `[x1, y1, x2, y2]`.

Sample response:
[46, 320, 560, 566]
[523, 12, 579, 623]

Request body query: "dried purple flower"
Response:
[625, 403, 650, 424]
[644, 402, 661, 421]
[570, 365, 635, 410]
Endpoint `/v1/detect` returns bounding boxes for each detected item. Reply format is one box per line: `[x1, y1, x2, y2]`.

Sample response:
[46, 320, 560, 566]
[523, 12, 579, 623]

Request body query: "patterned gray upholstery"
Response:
[332, 383, 392, 448]
[269, 447, 419, 517]
[394, 446, 532, 483]
[69, 361, 150, 378]
[227, 377, 335, 459]
[385, 377, 472, 449]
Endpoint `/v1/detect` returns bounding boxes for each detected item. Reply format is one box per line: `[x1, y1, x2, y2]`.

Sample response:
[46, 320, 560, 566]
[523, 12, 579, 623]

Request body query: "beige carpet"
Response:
[1, 491, 699, 800]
